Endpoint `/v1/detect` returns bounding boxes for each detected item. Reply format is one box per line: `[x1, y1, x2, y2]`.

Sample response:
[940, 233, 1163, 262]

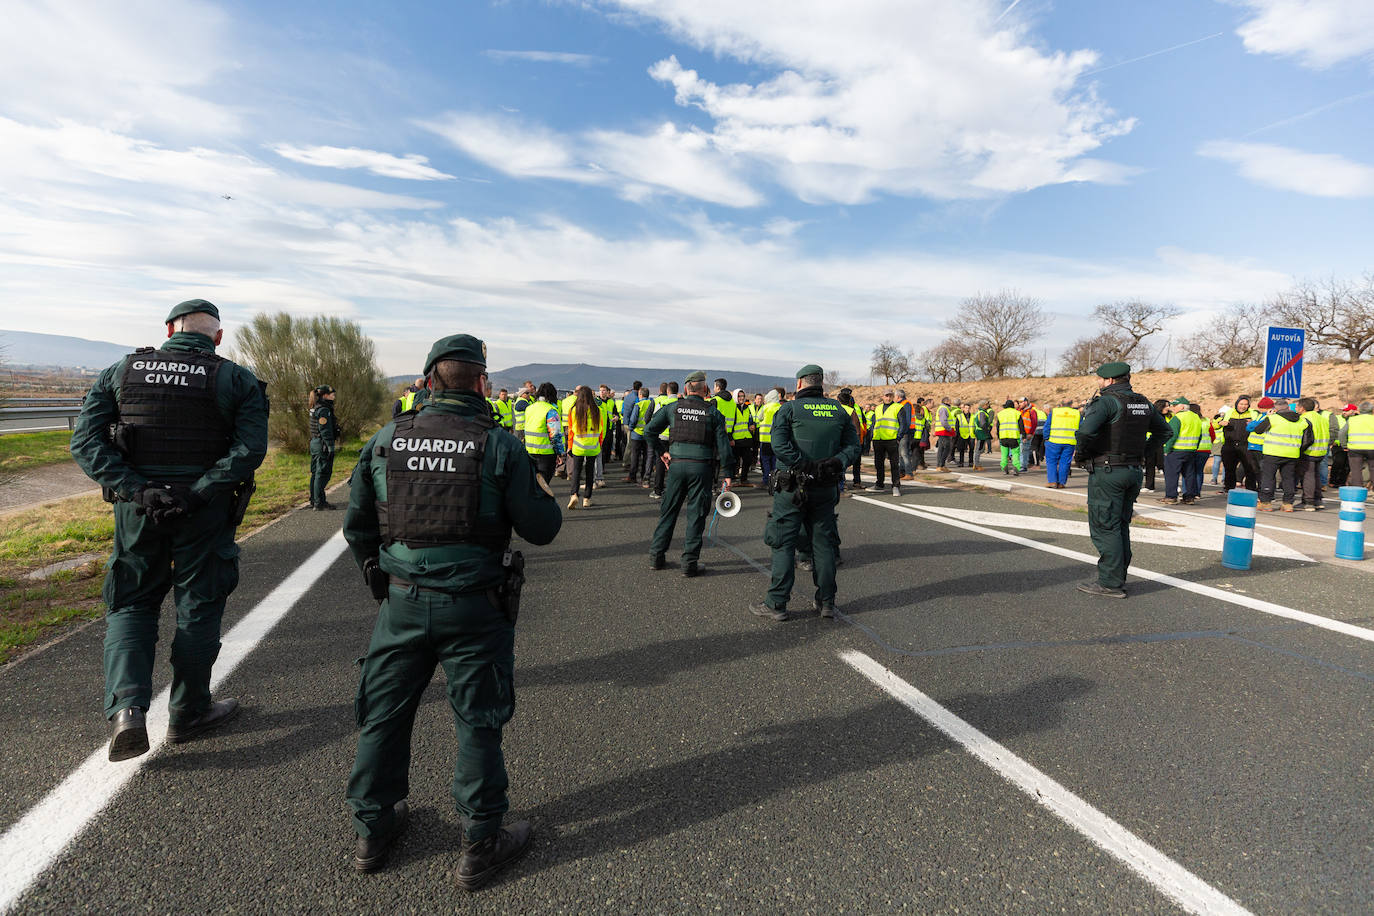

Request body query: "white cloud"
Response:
[1230, 0, 1374, 68]
[420, 112, 761, 206]
[1199, 140, 1374, 197]
[598, 0, 1134, 204]
[271, 145, 455, 180]
[0, 0, 238, 136]
[483, 50, 607, 66]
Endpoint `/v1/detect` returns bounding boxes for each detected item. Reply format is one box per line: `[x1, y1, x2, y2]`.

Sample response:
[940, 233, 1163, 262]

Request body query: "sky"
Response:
[1, 0, 1372, 381]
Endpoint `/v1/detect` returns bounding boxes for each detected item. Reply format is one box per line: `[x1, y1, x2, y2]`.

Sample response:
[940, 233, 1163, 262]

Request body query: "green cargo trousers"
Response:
[102, 493, 240, 722]
[347, 587, 515, 843]
[764, 485, 840, 610]
[650, 459, 714, 563]
[309, 438, 335, 505]
[1086, 465, 1142, 589]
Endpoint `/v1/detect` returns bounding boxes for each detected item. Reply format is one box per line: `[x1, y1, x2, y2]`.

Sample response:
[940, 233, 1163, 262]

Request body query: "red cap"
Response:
[1256, 396, 1275, 409]
[1345, 403, 1359, 412]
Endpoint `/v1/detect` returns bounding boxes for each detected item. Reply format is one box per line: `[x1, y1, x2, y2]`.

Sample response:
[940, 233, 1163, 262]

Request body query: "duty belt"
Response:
[1086, 457, 1141, 471]
[389, 576, 458, 595]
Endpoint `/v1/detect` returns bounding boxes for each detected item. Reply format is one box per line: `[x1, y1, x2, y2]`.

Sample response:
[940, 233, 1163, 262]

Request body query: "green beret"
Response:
[1171, 396, 1191, 406]
[684, 370, 706, 384]
[796, 363, 823, 379]
[165, 299, 220, 323]
[1095, 361, 1130, 379]
[423, 334, 488, 375]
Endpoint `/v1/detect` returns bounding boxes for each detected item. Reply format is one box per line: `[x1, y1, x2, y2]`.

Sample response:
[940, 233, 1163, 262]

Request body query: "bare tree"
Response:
[870, 341, 913, 384]
[1058, 331, 1131, 376]
[1271, 275, 1374, 364]
[916, 338, 978, 382]
[1090, 300, 1180, 362]
[1178, 304, 1265, 369]
[947, 290, 1049, 378]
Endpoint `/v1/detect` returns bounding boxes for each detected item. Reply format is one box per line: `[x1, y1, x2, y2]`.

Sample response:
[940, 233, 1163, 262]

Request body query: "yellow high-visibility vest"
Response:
[872, 403, 904, 441]
[569, 409, 603, 457]
[1047, 407, 1080, 445]
[1172, 411, 1204, 451]
[1261, 414, 1303, 458]
[996, 407, 1021, 441]
[1345, 414, 1374, 450]
[1301, 411, 1330, 457]
[758, 401, 781, 444]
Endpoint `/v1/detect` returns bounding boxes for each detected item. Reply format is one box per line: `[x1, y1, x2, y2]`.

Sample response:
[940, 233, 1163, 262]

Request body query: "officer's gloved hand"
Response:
[818, 457, 844, 480]
[148, 487, 205, 525]
[132, 484, 178, 520]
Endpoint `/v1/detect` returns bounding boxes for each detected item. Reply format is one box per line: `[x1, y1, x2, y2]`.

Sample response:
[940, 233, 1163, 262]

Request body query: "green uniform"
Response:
[1075, 382, 1172, 589]
[763, 387, 861, 610]
[643, 393, 736, 565]
[343, 389, 561, 843]
[70, 331, 269, 722]
[309, 400, 338, 506]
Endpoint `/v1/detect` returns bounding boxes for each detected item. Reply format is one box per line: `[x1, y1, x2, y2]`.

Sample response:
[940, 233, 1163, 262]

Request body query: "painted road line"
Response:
[952, 474, 1345, 544]
[842, 650, 1253, 916]
[911, 505, 1309, 561]
[852, 496, 1374, 645]
[0, 531, 350, 914]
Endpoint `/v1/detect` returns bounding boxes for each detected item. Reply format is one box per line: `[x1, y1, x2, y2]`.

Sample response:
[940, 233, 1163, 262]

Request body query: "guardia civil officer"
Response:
[643, 371, 736, 576]
[1074, 362, 1171, 599]
[308, 384, 338, 509]
[71, 299, 268, 761]
[750, 364, 860, 621]
[343, 334, 561, 887]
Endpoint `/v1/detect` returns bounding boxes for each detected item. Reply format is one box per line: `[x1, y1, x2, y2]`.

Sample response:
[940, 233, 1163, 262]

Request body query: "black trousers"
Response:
[873, 440, 900, 487]
[1329, 447, 1350, 488]
[568, 454, 597, 497]
[627, 438, 649, 481]
[651, 441, 668, 494]
[1259, 455, 1298, 505]
[1220, 442, 1256, 490]
[532, 453, 556, 482]
[935, 436, 955, 468]
[1143, 442, 1164, 491]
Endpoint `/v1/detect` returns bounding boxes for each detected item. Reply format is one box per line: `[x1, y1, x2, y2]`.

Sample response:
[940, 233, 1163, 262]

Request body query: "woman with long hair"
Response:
[566, 385, 603, 509]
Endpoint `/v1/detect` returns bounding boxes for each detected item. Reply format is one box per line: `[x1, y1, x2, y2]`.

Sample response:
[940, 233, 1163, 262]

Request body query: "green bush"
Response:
[232, 314, 389, 452]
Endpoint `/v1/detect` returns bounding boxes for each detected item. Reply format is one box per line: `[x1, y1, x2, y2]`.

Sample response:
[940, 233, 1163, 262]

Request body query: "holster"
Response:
[231, 475, 256, 527]
[489, 549, 526, 624]
[362, 558, 389, 601]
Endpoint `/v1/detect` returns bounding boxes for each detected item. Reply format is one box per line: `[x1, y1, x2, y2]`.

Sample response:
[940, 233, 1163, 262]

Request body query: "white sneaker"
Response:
[582, 496, 591, 509]
[892, 486, 901, 497]
[567, 494, 578, 510]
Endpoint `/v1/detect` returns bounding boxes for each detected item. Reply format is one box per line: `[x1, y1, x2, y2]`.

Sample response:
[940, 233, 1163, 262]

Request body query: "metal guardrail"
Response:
[0, 405, 82, 434]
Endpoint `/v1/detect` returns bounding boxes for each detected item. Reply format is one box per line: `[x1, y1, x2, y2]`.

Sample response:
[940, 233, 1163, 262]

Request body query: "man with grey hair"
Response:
[72, 299, 269, 761]
[1340, 401, 1374, 494]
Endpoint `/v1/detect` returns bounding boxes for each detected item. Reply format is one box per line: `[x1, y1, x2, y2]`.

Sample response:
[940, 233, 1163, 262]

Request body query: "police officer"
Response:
[1074, 362, 1171, 599]
[343, 334, 561, 887]
[309, 384, 338, 509]
[750, 364, 860, 621]
[643, 371, 736, 576]
[70, 299, 269, 761]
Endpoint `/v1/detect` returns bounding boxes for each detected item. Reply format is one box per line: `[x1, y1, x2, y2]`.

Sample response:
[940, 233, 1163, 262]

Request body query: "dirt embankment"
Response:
[837, 360, 1374, 411]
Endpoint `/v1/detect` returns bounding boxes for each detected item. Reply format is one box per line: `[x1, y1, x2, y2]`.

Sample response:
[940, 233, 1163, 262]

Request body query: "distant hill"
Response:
[490, 363, 793, 394]
[386, 363, 795, 394]
[0, 330, 137, 369]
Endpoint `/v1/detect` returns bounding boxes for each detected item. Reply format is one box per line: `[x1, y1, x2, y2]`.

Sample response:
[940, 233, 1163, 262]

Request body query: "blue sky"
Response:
[2, 0, 1372, 380]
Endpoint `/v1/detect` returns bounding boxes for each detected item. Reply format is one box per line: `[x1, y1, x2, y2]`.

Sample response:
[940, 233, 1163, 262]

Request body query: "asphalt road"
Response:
[2, 465, 1371, 914]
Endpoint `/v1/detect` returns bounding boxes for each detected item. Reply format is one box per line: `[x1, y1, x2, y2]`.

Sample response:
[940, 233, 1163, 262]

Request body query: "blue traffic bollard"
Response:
[1222, 488, 1258, 571]
[1336, 486, 1367, 561]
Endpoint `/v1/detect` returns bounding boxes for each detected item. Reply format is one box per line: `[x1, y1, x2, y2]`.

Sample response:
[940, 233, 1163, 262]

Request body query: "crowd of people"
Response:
[448, 380, 1374, 514]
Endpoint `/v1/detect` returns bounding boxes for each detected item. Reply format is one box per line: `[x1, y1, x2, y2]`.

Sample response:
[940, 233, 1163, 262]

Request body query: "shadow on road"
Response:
[509, 675, 1094, 880]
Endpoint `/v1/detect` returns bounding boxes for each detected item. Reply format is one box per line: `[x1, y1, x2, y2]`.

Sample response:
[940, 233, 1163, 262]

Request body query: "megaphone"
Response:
[714, 490, 741, 518]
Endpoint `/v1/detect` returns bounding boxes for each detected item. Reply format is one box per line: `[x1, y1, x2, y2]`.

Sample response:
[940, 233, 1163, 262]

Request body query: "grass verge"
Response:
[0, 437, 366, 665]
[0, 430, 75, 473]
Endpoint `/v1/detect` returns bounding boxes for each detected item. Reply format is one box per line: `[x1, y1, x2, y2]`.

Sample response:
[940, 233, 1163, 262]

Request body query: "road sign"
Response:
[1263, 326, 1305, 399]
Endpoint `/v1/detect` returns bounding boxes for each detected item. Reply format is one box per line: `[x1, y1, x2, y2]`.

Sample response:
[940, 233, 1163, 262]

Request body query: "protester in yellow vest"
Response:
[522, 383, 563, 482]
[994, 401, 1021, 477]
[1295, 397, 1330, 510]
[867, 390, 909, 493]
[1043, 399, 1080, 489]
[565, 386, 603, 510]
[1339, 402, 1374, 492]
[1249, 399, 1312, 511]
[1160, 398, 1207, 505]
[647, 382, 680, 499]
[756, 387, 784, 489]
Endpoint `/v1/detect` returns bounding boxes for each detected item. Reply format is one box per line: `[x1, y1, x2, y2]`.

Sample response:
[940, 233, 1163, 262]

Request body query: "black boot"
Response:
[354, 800, 410, 873]
[649, 553, 665, 570]
[814, 599, 836, 619]
[108, 707, 149, 762]
[167, 698, 240, 744]
[455, 820, 531, 891]
[681, 561, 705, 577]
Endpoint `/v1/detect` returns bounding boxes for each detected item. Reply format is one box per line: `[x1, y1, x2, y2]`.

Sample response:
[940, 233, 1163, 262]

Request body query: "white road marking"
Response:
[953, 474, 1345, 543]
[852, 496, 1374, 644]
[912, 505, 1309, 562]
[0, 531, 350, 914]
[842, 650, 1253, 916]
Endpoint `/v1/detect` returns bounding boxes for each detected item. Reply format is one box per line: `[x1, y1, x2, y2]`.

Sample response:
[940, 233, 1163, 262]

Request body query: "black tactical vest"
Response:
[788, 395, 845, 463]
[1082, 389, 1153, 463]
[670, 399, 711, 445]
[378, 409, 500, 549]
[310, 404, 335, 439]
[115, 347, 232, 469]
